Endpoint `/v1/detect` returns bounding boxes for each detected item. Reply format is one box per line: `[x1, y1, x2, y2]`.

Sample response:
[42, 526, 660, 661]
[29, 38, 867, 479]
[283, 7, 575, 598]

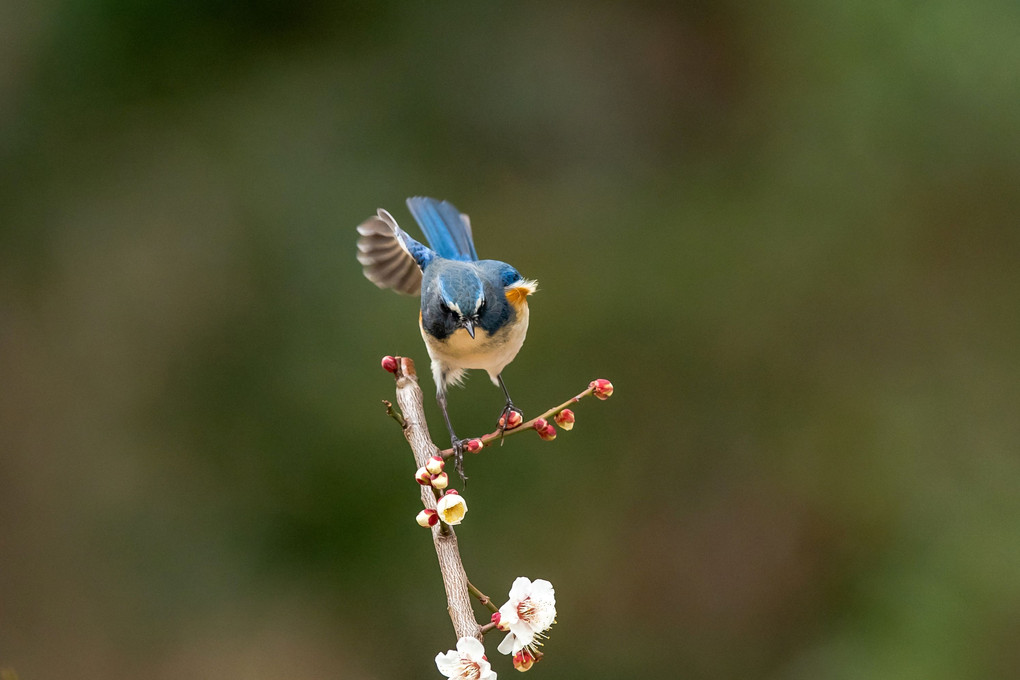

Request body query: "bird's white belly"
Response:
[423, 303, 530, 384]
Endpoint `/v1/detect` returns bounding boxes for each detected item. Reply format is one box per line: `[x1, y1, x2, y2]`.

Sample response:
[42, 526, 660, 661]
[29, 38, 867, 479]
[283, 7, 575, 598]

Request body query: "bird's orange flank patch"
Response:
[505, 286, 529, 306]
[505, 279, 538, 307]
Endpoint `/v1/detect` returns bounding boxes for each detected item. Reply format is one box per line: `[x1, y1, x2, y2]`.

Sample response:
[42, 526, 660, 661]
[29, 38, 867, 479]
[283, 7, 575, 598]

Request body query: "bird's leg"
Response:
[496, 373, 524, 445]
[436, 388, 468, 481]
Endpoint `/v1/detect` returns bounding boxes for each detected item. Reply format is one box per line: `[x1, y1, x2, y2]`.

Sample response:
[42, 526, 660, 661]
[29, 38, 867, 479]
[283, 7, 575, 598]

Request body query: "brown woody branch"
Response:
[391, 356, 482, 641]
[383, 355, 613, 646]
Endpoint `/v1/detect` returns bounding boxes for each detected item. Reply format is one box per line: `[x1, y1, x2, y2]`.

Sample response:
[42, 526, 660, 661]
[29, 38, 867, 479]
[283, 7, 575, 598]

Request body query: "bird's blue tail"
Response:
[406, 196, 479, 261]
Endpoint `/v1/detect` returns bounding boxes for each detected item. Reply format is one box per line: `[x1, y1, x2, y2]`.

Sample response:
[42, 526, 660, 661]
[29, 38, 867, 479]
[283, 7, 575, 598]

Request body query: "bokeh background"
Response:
[2, 1, 1019, 678]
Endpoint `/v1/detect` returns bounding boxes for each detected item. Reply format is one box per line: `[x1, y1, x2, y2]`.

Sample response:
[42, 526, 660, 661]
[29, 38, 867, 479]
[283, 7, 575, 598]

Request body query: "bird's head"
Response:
[423, 264, 488, 339]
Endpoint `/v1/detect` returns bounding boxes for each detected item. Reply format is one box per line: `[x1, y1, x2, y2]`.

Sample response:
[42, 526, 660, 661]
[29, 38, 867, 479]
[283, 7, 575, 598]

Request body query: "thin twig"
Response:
[438, 385, 596, 459]
[467, 580, 499, 613]
[382, 399, 406, 428]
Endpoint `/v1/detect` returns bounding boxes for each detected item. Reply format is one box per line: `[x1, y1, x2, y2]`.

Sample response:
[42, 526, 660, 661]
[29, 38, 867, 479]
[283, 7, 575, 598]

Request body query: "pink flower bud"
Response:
[554, 409, 575, 430]
[538, 423, 557, 441]
[415, 508, 438, 527]
[415, 467, 432, 485]
[425, 455, 445, 475]
[590, 378, 614, 400]
[498, 410, 523, 430]
[491, 611, 510, 631]
[430, 471, 449, 490]
[465, 438, 484, 454]
[532, 418, 548, 432]
[445, 489, 459, 495]
[381, 355, 398, 374]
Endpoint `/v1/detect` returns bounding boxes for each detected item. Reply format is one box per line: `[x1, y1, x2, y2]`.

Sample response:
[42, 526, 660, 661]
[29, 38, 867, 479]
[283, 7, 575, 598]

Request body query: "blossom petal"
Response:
[435, 650, 459, 677]
[497, 631, 519, 656]
[507, 620, 535, 647]
[507, 576, 533, 600]
[456, 636, 486, 658]
[476, 658, 495, 680]
[437, 637, 495, 679]
[530, 579, 554, 599]
[498, 601, 520, 626]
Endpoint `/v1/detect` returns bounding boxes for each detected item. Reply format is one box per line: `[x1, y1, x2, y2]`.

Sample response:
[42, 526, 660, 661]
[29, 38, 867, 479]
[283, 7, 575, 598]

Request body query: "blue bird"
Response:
[357, 197, 538, 476]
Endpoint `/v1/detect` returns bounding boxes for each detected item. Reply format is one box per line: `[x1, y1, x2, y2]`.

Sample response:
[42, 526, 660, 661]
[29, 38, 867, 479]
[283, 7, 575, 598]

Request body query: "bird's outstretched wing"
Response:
[406, 196, 479, 261]
[356, 209, 428, 295]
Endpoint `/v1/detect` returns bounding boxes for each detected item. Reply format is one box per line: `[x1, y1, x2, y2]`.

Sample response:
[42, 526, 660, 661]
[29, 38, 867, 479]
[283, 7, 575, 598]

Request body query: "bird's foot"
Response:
[450, 437, 469, 482]
[496, 403, 525, 445]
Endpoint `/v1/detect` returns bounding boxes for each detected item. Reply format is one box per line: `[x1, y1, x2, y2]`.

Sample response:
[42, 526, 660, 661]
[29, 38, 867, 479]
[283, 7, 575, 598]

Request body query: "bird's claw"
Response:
[451, 437, 469, 482]
[497, 403, 525, 445]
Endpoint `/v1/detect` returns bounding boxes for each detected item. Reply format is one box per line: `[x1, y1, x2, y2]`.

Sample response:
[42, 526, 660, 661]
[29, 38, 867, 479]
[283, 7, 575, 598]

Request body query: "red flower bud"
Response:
[430, 471, 449, 490]
[532, 418, 548, 432]
[415, 508, 438, 527]
[465, 438, 484, 454]
[513, 649, 542, 671]
[538, 423, 557, 441]
[381, 355, 398, 374]
[590, 378, 614, 400]
[554, 409, 575, 430]
[499, 410, 523, 430]
[425, 455, 445, 475]
[415, 466, 432, 485]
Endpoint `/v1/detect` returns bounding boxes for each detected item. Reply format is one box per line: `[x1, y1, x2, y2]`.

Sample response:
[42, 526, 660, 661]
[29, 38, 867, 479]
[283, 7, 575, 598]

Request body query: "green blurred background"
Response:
[2, 1, 1019, 678]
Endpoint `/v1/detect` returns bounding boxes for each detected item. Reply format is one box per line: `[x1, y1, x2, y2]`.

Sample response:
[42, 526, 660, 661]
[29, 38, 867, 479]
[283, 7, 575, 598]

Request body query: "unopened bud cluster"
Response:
[414, 456, 468, 527]
[529, 408, 577, 442]
[416, 490, 468, 527]
[415, 455, 450, 490]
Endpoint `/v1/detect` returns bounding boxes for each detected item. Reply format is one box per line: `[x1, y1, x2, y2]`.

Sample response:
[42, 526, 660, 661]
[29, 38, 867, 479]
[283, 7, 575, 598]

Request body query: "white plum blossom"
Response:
[435, 636, 496, 680]
[436, 490, 467, 525]
[496, 577, 556, 657]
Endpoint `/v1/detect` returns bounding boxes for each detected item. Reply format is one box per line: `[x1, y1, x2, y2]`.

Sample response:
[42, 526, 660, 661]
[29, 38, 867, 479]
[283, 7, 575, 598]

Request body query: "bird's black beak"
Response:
[462, 318, 475, 339]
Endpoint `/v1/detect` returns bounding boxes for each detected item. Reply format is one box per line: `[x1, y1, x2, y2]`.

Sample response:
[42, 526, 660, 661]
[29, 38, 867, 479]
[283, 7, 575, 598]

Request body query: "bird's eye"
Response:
[477, 300, 486, 316]
[439, 301, 450, 314]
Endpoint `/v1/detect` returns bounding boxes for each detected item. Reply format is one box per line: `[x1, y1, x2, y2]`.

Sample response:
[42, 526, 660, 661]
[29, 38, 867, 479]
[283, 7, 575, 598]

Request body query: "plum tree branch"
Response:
[382, 354, 613, 657]
[391, 356, 482, 641]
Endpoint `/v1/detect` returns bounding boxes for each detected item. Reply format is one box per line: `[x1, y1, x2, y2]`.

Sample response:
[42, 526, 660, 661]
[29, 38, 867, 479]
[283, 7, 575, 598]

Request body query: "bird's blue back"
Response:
[406, 197, 479, 262]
